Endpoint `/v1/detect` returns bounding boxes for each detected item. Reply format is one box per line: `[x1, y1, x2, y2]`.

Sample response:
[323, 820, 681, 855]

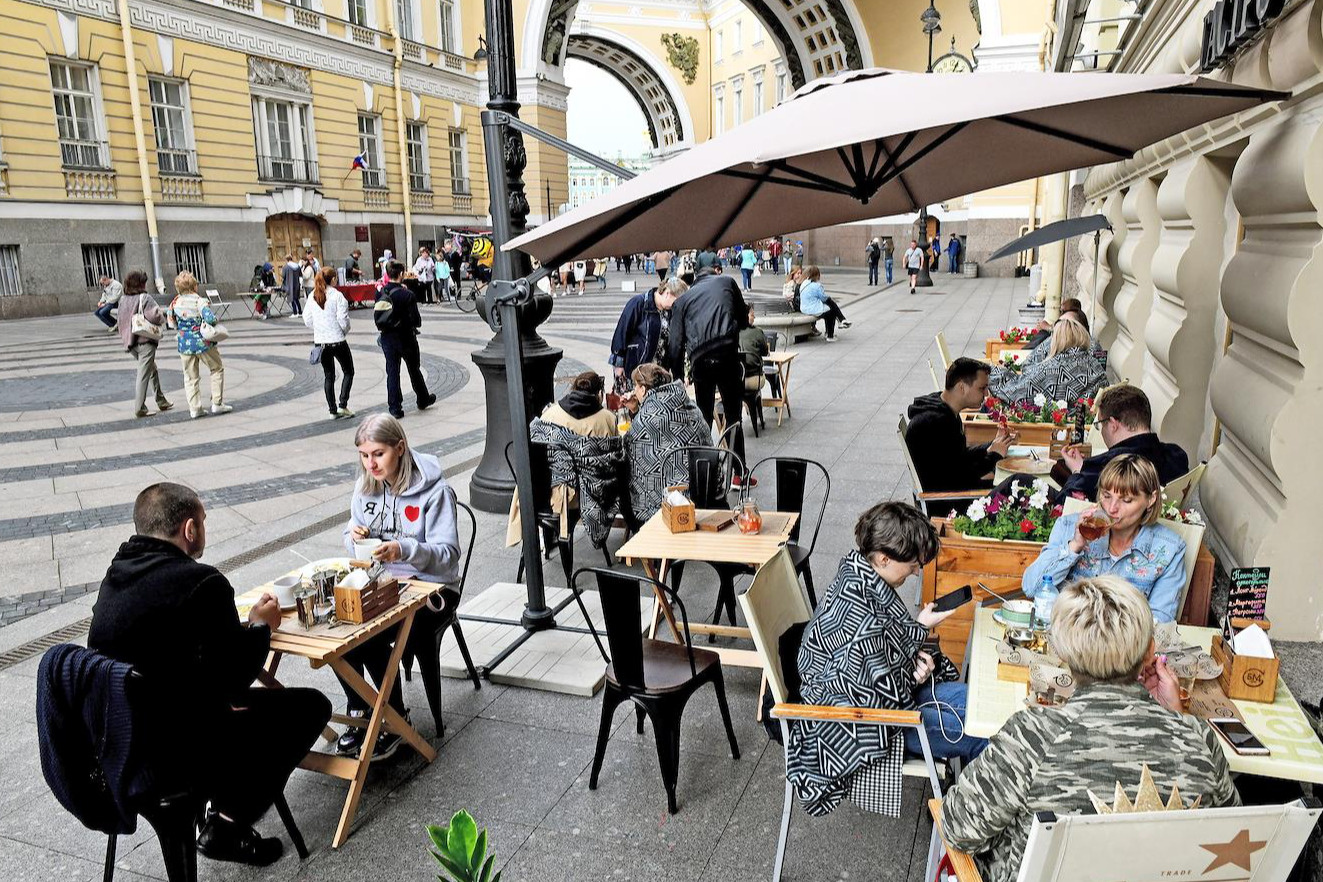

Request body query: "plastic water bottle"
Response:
[1034, 576, 1057, 628]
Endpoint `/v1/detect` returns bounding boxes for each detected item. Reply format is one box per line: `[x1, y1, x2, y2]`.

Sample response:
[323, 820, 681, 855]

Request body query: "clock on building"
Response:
[932, 38, 974, 73]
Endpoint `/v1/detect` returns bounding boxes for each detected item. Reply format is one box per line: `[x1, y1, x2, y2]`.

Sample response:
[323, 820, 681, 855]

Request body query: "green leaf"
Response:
[426, 825, 450, 855]
[471, 829, 488, 874]
[431, 848, 471, 882]
[448, 810, 479, 865]
[479, 853, 496, 882]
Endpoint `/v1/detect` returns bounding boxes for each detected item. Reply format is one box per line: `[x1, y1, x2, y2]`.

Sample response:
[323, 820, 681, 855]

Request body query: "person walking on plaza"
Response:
[739, 244, 758, 292]
[903, 239, 923, 294]
[412, 245, 437, 304]
[89, 482, 332, 866]
[281, 253, 302, 316]
[94, 274, 122, 330]
[304, 266, 355, 420]
[770, 238, 782, 275]
[167, 271, 230, 419]
[794, 241, 805, 269]
[665, 264, 753, 486]
[344, 248, 364, 283]
[947, 233, 961, 273]
[609, 276, 685, 384]
[798, 265, 851, 341]
[116, 270, 173, 418]
[865, 237, 881, 286]
[435, 249, 453, 302]
[882, 238, 894, 284]
[299, 249, 319, 308]
[375, 260, 435, 419]
[653, 249, 672, 283]
[782, 238, 794, 274]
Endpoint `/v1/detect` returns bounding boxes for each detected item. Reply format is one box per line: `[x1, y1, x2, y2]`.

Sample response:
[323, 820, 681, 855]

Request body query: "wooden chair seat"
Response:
[608, 639, 721, 693]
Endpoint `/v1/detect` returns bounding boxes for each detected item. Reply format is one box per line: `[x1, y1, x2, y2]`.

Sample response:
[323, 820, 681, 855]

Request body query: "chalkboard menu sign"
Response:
[1227, 566, 1270, 622]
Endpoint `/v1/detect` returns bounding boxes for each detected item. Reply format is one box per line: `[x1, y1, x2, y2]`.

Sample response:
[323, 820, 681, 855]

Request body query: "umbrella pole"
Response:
[1091, 228, 1101, 330]
[916, 206, 934, 288]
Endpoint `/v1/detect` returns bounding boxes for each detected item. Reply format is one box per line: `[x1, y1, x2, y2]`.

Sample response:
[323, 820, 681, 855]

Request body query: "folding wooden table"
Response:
[761, 350, 799, 427]
[617, 508, 797, 670]
[236, 581, 439, 847]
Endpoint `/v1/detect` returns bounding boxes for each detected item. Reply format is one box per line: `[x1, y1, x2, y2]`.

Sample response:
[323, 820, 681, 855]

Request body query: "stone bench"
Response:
[757, 312, 821, 342]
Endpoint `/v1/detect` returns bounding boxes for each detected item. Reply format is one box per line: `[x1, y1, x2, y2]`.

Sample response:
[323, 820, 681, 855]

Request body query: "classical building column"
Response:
[1202, 110, 1323, 639]
[1037, 171, 1069, 318]
[1074, 196, 1110, 328]
[1094, 190, 1127, 355]
[1110, 177, 1160, 384]
[1140, 156, 1232, 456]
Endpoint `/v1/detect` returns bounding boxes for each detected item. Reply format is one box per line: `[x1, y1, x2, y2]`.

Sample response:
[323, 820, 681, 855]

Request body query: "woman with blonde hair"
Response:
[797, 264, 851, 341]
[941, 574, 1237, 882]
[303, 265, 354, 420]
[623, 363, 710, 523]
[989, 315, 1104, 405]
[167, 270, 229, 419]
[1022, 453, 1187, 621]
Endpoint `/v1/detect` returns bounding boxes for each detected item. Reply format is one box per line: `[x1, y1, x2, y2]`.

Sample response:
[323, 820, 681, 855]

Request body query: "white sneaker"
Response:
[210, 404, 233, 415]
[825, 335, 839, 343]
[190, 410, 205, 419]
[839, 320, 852, 329]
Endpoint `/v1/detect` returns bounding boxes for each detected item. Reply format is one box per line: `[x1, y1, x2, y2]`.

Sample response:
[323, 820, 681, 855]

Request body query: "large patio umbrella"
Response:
[985, 214, 1112, 263]
[505, 69, 1283, 265]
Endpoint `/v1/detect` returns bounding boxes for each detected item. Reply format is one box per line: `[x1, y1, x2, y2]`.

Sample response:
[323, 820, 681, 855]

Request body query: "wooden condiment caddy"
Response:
[660, 484, 696, 533]
[334, 572, 401, 624]
[1210, 619, 1279, 703]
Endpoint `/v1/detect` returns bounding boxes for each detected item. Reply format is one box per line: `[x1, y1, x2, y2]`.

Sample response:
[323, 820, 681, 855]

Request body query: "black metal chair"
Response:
[400, 500, 482, 737]
[575, 567, 740, 814]
[747, 456, 831, 608]
[37, 649, 309, 882]
[506, 440, 613, 589]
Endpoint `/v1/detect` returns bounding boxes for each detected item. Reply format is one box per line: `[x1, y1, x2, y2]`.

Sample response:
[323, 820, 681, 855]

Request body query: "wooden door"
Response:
[369, 223, 397, 276]
[265, 214, 323, 285]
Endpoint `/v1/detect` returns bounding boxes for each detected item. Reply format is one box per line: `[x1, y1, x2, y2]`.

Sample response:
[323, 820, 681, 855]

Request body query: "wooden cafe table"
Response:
[235, 578, 439, 848]
[761, 350, 799, 427]
[964, 605, 1323, 784]
[617, 508, 798, 669]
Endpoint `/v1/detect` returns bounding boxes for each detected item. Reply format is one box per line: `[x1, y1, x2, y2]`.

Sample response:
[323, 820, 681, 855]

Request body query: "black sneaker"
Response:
[417, 393, 437, 411]
[336, 724, 365, 756]
[371, 730, 404, 762]
[196, 812, 283, 867]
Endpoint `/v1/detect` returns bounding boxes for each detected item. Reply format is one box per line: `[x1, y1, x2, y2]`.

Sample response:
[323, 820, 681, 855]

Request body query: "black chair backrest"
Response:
[748, 456, 831, 551]
[574, 567, 697, 687]
[504, 440, 558, 518]
[661, 445, 744, 509]
[454, 500, 478, 596]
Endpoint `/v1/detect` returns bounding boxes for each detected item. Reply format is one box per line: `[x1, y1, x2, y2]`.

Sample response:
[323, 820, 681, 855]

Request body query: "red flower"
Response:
[1019, 519, 1035, 534]
[1052, 409, 1066, 423]
[987, 495, 1003, 515]
[1050, 504, 1064, 517]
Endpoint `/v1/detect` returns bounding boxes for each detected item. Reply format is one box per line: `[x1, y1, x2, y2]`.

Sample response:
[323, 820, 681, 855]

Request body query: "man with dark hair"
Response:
[1057, 384, 1189, 501]
[375, 259, 435, 419]
[89, 484, 331, 867]
[905, 358, 1014, 510]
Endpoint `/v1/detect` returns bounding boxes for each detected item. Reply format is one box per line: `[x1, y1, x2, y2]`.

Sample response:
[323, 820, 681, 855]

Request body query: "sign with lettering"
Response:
[1200, 0, 1286, 72]
[1227, 566, 1270, 621]
[355, 225, 369, 242]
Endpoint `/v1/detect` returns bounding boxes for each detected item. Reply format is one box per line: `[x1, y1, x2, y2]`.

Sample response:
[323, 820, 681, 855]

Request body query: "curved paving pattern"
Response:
[0, 369, 186, 411]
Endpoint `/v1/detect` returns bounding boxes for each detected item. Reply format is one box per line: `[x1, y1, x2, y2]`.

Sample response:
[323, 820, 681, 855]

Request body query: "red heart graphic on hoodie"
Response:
[404, 505, 421, 522]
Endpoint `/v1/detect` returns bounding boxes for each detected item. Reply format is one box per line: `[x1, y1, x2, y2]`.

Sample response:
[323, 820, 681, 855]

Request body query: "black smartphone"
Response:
[931, 584, 974, 613]
[1208, 718, 1271, 756]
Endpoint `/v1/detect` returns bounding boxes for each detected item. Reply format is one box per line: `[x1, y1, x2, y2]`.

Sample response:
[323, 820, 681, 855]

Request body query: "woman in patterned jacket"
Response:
[787, 502, 986, 818]
[941, 575, 1238, 882]
[989, 315, 1104, 405]
[622, 363, 710, 525]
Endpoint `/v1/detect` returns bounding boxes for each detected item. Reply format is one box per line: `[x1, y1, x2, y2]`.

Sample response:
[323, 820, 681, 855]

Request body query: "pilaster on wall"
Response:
[1074, 197, 1109, 328]
[1095, 191, 1126, 353]
[1202, 112, 1323, 638]
[1110, 178, 1160, 384]
[1141, 156, 1231, 457]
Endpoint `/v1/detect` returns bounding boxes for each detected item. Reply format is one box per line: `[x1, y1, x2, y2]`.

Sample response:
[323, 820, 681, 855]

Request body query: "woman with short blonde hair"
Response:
[989, 314, 1104, 405]
[167, 269, 229, 418]
[797, 264, 851, 341]
[1049, 575, 1154, 683]
[1048, 316, 1092, 358]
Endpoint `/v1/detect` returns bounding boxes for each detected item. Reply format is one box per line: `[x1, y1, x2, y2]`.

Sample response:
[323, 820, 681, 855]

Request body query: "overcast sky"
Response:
[564, 59, 653, 159]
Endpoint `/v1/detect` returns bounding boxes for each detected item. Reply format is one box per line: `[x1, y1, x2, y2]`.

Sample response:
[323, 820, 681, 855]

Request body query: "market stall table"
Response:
[761, 351, 798, 427]
[339, 282, 379, 307]
[964, 605, 1323, 784]
[617, 508, 798, 669]
[235, 579, 439, 847]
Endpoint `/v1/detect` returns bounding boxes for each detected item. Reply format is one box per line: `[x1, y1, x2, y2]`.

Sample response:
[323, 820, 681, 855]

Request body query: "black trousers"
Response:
[337, 623, 406, 715]
[205, 688, 330, 825]
[319, 341, 354, 414]
[867, 259, 879, 285]
[379, 333, 429, 417]
[820, 297, 847, 337]
[691, 351, 747, 471]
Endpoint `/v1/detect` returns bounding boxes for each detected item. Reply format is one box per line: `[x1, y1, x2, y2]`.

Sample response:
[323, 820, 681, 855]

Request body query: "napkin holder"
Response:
[334, 571, 400, 624]
[1210, 619, 1278, 703]
[661, 484, 696, 533]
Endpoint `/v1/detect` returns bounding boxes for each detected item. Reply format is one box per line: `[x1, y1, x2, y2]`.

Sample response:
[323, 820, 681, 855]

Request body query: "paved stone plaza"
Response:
[1, 270, 1316, 881]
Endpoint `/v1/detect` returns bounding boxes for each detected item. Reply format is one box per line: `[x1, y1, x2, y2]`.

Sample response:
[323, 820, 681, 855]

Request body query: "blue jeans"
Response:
[94, 302, 117, 327]
[904, 681, 986, 762]
[884, 258, 894, 283]
[741, 267, 753, 290]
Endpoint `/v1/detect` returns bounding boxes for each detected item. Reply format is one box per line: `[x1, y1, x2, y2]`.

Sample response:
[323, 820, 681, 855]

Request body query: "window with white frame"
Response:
[753, 19, 765, 45]
[713, 87, 725, 136]
[174, 243, 209, 283]
[448, 128, 469, 194]
[734, 20, 742, 53]
[406, 121, 430, 191]
[0, 246, 21, 297]
[357, 114, 385, 188]
[732, 78, 743, 124]
[715, 30, 723, 62]
[775, 69, 787, 105]
[752, 70, 765, 116]
[395, 0, 416, 40]
[50, 61, 108, 169]
[81, 244, 121, 289]
[439, 0, 456, 53]
[252, 97, 317, 182]
[148, 77, 196, 175]
[347, 0, 368, 26]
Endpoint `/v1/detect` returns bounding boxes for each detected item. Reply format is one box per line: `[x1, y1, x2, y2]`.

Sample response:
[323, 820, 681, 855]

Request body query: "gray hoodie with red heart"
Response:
[342, 451, 461, 584]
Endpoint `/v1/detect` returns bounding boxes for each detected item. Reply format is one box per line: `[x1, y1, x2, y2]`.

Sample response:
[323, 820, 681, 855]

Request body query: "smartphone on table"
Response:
[931, 584, 974, 613]
[1207, 718, 1271, 756]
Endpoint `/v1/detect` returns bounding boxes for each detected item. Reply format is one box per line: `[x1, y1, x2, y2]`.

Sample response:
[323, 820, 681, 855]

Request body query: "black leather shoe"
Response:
[197, 813, 283, 866]
[417, 394, 437, 411]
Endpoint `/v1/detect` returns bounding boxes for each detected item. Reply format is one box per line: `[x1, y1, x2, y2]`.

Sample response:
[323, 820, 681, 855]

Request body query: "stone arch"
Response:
[564, 27, 693, 153]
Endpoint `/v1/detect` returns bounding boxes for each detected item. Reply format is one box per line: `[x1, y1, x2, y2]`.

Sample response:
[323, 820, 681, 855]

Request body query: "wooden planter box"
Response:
[963, 415, 1065, 447]
[985, 338, 1032, 362]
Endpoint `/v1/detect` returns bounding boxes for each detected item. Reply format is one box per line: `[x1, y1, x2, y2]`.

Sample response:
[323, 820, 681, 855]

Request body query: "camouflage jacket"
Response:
[940, 682, 1239, 882]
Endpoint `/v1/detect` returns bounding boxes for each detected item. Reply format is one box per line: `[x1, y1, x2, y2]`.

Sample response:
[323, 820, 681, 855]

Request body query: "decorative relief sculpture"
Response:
[660, 33, 699, 85]
[247, 56, 310, 94]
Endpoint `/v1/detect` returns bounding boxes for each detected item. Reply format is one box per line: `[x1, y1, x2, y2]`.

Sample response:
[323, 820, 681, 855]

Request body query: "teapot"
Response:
[734, 498, 763, 535]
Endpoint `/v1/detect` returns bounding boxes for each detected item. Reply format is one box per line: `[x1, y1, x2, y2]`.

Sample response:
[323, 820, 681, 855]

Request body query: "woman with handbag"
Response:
[304, 266, 355, 420]
[167, 270, 231, 419]
[115, 270, 173, 418]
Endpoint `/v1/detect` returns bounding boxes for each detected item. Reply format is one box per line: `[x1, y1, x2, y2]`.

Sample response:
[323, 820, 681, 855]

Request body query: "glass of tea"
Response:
[1077, 509, 1111, 542]
[735, 499, 763, 534]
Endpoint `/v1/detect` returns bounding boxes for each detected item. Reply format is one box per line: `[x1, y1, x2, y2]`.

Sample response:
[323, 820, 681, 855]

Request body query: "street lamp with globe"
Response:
[915, 0, 942, 289]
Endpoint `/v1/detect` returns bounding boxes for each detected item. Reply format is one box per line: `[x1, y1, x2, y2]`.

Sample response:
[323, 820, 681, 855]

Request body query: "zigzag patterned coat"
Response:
[528, 418, 624, 548]
[989, 346, 1105, 406]
[624, 382, 711, 522]
[788, 550, 958, 817]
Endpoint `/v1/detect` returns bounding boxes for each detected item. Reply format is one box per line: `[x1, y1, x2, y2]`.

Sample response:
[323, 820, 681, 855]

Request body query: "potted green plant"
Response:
[949, 478, 1060, 544]
[428, 810, 502, 882]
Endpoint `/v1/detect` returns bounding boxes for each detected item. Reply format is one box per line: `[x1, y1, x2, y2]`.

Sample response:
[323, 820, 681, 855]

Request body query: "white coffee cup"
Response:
[272, 575, 301, 609]
[353, 537, 384, 562]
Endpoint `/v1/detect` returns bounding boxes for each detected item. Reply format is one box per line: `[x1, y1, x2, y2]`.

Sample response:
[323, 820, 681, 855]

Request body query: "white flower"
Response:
[1055, 399, 1068, 410]
[1033, 393, 1047, 407]
[966, 499, 987, 522]
[1029, 489, 1049, 510]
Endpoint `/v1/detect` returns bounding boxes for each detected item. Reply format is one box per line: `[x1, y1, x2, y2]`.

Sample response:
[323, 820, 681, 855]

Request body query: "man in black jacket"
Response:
[906, 358, 1014, 512]
[666, 266, 751, 484]
[609, 278, 682, 383]
[1057, 383, 1189, 501]
[375, 260, 436, 419]
[89, 483, 331, 867]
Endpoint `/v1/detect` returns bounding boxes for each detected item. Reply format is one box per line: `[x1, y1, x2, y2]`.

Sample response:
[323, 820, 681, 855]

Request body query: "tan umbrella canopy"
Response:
[505, 69, 1282, 265]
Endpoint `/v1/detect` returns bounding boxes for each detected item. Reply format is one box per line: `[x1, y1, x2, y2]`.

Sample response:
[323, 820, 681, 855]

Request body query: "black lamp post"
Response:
[915, 0, 942, 289]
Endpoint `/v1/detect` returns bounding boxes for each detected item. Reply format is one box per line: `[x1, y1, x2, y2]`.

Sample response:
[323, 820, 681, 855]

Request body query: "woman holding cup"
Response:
[334, 414, 461, 759]
[1022, 454, 1187, 622]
